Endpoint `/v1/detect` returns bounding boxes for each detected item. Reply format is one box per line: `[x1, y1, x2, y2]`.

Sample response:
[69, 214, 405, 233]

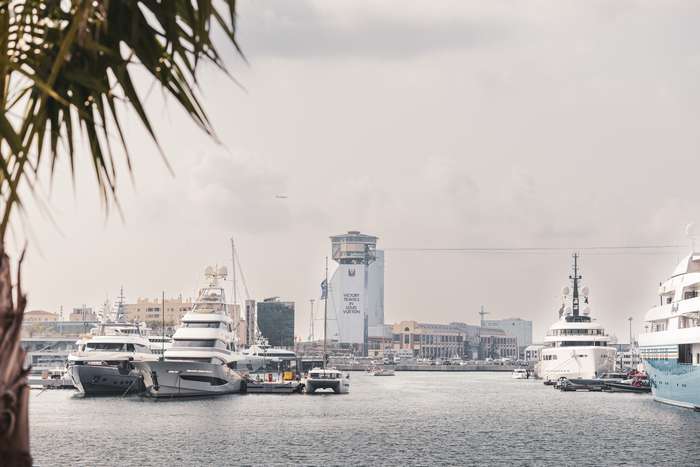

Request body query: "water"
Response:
[30, 372, 700, 466]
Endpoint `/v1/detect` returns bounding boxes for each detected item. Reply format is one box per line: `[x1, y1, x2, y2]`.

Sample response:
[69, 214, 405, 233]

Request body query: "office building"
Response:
[124, 296, 193, 326]
[257, 297, 295, 348]
[482, 318, 533, 356]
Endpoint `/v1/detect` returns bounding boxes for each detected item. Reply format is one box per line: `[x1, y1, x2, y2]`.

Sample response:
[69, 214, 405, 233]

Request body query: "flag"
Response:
[320, 279, 328, 300]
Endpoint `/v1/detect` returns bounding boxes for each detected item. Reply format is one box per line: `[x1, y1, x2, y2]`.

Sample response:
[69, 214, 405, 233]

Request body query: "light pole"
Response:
[628, 317, 633, 346]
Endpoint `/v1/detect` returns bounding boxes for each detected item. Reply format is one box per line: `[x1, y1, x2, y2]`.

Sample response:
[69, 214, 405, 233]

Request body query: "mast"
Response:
[323, 256, 328, 370]
[309, 299, 315, 342]
[161, 290, 165, 360]
[231, 238, 237, 310]
[570, 253, 581, 317]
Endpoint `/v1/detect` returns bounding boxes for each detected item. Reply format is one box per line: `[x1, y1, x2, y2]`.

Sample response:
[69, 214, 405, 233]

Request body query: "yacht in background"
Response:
[639, 251, 700, 409]
[535, 254, 616, 382]
[136, 266, 259, 398]
[68, 322, 156, 396]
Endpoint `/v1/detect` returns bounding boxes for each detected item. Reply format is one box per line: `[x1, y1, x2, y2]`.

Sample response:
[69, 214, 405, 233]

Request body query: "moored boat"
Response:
[638, 248, 700, 409]
[535, 254, 616, 382]
[135, 266, 257, 398]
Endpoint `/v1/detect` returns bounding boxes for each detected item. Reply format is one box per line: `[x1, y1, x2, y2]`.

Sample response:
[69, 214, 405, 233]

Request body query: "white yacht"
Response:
[135, 266, 263, 398]
[638, 251, 700, 409]
[147, 335, 172, 356]
[535, 254, 616, 382]
[511, 368, 529, 379]
[68, 322, 157, 396]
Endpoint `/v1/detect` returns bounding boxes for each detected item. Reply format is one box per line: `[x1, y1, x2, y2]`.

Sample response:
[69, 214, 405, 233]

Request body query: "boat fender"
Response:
[151, 371, 159, 391]
[240, 379, 247, 394]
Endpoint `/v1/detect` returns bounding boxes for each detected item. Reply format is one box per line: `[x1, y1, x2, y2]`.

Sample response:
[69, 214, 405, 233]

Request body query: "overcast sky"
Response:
[11, 0, 700, 342]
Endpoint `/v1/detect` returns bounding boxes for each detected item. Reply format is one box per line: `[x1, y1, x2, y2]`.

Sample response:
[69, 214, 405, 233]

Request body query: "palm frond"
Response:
[0, 0, 242, 237]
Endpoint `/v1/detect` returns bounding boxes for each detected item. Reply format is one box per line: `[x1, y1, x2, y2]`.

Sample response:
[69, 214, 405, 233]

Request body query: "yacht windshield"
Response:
[85, 342, 134, 352]
[182, 322, 222, 328]
[173, 339, 225, 348]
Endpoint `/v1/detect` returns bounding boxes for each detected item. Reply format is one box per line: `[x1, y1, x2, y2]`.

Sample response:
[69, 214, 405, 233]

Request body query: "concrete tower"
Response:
[327, 231, 384, 345]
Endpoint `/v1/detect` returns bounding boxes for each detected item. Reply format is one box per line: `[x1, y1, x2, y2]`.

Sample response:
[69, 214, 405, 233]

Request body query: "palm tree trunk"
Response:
[0, 245, 31, 466]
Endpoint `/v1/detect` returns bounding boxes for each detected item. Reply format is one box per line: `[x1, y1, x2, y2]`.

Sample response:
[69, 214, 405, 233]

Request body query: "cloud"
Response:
[234, 0, 513, 60]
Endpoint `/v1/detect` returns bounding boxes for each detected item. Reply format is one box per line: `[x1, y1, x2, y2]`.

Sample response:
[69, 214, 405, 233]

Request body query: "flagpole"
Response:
[323, 256, 328, 370]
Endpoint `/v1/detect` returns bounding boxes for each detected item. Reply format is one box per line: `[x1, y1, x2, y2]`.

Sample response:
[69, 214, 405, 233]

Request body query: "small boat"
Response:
[367, 364, 395, 376]
[511, 368, 529, 379]
[304, 367, 350, 394]
[28, 368, 74, 389]
[605, 374, 651, 393]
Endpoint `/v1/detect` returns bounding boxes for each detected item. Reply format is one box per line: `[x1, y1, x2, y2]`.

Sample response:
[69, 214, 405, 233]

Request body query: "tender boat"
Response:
[68, 322, 157, 396]
[135, 266, 262, 398]
[511, 368, 529, 379]
[535, 254, 616, 382]
[368, 365, 395, 376]
[638, 249, 700, 408]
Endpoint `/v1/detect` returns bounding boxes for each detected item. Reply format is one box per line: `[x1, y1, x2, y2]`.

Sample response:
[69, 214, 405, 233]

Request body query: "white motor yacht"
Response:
[511, 368, 529, 379]
[68, 322, 157, 396]
[638, 250, 700, 409]
[535, 254, 616, 382]
[135, 266, 263, 398]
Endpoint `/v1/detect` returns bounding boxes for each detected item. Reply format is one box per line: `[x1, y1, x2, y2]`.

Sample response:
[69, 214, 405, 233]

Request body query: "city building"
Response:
[449, 322, 481, 360]
[124, 296, 193, 326]
[479, 327, 518, 360]
[482, 318, 533, 356]
[257, 297, 295, 348]
[327, 231, 385, 353]
[23, 310, 58, 322]
[392, 321, 464, 359]
[69, 306, 97, 322]
[244, 299, 256, 346]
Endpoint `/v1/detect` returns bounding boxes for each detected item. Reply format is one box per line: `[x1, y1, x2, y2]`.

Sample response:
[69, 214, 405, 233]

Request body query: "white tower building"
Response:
[327, 231, 384, 345]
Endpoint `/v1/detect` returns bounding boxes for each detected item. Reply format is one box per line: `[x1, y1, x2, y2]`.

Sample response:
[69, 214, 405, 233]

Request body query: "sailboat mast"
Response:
[323, 256, 328, 370]
[231, 238, 237, 310]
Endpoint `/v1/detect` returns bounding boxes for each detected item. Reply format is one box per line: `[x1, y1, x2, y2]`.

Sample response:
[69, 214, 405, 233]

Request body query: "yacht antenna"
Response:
[161, 291, 165, 360]
[570, 253, 582, 317]
[324, 256, 328, 370]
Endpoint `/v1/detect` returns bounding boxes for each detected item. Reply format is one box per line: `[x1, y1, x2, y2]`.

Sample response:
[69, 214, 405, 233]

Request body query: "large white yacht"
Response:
[638, 251, 700, 409]
[68, 322, 157, 396]
[536, 254, 616, 382]
[136, 266, 263, 397]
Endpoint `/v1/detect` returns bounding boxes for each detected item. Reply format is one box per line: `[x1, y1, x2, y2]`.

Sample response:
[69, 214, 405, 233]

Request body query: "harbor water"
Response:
[30, 372, 700, 466]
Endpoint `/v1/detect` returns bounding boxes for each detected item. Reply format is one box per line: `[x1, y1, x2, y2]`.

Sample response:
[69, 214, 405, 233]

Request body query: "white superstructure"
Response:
[536, 254, 616, 381]
[638, 251, 700, 409]
[164, 266, 239, 365]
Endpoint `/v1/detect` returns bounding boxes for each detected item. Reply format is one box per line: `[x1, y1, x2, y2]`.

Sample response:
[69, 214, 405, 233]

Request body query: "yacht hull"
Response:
[305, 378, 350, 394]
[536, 346, 616, 382]
[644, 359, 700, 409]
[135, 360, 242, 398]
[70, 364, 144, 396]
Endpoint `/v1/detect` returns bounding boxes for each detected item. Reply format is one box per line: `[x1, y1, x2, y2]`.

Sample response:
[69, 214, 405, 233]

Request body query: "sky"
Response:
[10, 0, 700, 342]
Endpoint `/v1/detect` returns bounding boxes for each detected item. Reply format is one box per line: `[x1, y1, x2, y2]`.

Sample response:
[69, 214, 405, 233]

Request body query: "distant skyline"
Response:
[10, 0, 700, 343]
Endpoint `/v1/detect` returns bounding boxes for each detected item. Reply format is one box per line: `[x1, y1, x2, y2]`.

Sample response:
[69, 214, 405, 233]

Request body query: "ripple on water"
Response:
[29, 372, 700, 466]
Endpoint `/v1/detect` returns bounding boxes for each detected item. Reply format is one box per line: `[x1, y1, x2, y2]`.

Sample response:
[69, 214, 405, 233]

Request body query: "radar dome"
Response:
[565, 306, 572, 315]
[582, 307, 591, 315]
[205, 266, 214, 276]
[581, 286, 590, 296]
[218, 266, 228, 277]
[562, 286, 570, 296]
